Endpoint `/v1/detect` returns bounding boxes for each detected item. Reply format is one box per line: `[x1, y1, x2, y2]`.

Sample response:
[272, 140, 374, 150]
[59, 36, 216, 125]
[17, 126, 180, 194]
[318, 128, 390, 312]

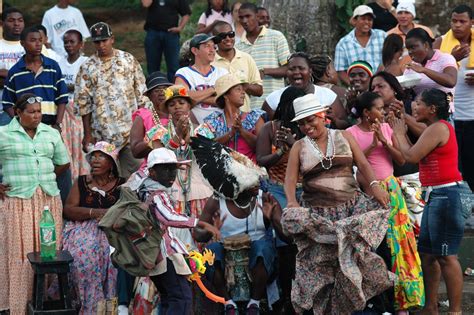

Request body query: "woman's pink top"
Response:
[132, 108, 169, 170]
[419, 120, 462, 187]
[347, 123, 394, 180]
[404, 49, 457, 99]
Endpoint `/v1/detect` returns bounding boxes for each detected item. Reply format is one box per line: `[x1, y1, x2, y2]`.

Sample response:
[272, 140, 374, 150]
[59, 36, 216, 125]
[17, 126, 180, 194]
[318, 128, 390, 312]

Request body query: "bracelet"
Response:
[369, 180, 379, 187]
[89, 208, 93, 219]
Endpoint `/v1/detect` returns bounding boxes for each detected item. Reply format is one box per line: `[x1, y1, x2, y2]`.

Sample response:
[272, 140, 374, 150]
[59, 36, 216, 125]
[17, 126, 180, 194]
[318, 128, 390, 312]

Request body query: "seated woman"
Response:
[282, 93, 394, 314]
[393, 88, 472, 315]
[191, 135, 287, 315]
[204, 73, 265, 162]
[347, 92, 424, 313]
[255, 86, 306, 313]
[0, 93, 70, 314]
[62, 141, 125, 314]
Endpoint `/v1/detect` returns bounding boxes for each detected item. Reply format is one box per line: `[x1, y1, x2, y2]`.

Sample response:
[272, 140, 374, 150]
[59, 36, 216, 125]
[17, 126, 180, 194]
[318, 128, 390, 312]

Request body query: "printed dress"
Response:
[281, 130, 396, 314]
[62, 176, 125, 314]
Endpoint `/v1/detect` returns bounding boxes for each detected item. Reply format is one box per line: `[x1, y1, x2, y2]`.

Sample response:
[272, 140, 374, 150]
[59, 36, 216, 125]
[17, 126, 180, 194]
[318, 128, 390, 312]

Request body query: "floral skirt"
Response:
[0, 188, 63, 314]
[62, 103, 89, 181]
[62, 219, 117, 314]
[282, 191, 395, 314]
[381, 176, 425, 311]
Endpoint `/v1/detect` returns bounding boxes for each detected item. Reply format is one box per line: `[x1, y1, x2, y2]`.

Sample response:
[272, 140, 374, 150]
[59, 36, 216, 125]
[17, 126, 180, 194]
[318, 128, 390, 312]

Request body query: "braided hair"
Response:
[273, 86, 306, 139]
[309, 55, 332, 82]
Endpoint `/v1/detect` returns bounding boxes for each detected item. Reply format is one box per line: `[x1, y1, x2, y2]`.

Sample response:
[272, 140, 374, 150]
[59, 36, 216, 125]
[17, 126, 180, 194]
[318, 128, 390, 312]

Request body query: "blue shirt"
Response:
[334, 29, 387, 72]
[2, 54, 68, 125]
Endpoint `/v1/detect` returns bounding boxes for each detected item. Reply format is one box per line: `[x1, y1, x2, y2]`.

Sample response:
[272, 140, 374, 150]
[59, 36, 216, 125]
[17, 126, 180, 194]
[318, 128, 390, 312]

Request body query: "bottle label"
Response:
[40, 226, 55, 243]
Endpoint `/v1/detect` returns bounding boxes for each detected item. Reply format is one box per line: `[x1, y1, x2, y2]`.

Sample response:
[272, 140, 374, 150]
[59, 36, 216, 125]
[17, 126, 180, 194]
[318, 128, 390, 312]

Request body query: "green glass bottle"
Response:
[39, 206, 56, 259]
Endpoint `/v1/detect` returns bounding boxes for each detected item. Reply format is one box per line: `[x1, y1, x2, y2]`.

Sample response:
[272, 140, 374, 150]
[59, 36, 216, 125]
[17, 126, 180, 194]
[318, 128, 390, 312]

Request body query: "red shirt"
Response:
[419, 120, 462, 187]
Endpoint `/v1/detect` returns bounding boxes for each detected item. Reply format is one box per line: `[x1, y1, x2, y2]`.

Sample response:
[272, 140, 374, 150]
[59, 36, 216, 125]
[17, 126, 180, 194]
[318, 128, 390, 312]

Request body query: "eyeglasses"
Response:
[216, 31, 235, 41]
[20, 96, 43, 107]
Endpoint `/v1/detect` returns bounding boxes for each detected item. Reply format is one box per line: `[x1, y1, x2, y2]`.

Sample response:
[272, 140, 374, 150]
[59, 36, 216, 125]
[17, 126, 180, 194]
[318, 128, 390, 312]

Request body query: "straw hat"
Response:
[291, 93, 331, 122]
[163, 85, 193, 106]
[86, 141, 120, 171]
[215, 73, 247, 99]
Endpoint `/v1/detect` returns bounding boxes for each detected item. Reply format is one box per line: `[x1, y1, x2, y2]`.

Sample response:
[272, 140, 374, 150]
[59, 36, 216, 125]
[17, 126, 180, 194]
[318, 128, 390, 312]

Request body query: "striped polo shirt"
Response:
[236, 26, 290, 109]
[2, 54, 68, 125]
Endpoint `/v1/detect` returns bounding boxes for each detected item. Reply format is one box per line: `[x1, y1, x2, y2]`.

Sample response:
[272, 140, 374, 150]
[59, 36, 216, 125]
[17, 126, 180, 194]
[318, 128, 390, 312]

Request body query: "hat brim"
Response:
[291, 106, 329, 122]
[86, 149, 120, 172]
[191, 36, 217, 48]
[144, 82, 174, 94]
[164, 95, 194, 107]
[91, 35, 112, 42]
[215, 80, 247, 100]
[350, 13, 376, 24]
[148, 159, 192, 169]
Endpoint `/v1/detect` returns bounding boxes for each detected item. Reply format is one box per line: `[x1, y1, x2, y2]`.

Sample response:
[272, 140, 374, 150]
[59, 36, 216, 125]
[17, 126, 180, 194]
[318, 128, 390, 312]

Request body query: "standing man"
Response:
[335, 5, 386, 85]
[0, 7, 25, 126]
[212, 21, 262, 112]
[256, 6, 271, 28]
[175, 33, 228, 123]
[41, 0, 90, 58]
[76, 22, 148, 179]
[142, 0, 191, 82]
[434, 5, 474, 190]
[236, 2, 290, 110]
[387, 2, 433, 42]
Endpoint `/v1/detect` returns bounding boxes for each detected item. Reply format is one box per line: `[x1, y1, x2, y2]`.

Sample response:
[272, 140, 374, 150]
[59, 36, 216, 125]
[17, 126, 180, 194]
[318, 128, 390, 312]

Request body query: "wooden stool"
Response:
[27, 250, 76, 315]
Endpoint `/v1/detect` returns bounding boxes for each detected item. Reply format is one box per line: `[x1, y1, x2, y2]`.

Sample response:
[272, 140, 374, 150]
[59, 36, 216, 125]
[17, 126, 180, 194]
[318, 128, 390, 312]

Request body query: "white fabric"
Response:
[58, 55, 88, 96]
[41, 5, 90, 57]
[265, 84, 337, 111]
[453, 58, 474, 121]
[175, 65, 228, 123]
[218, 191, 266, 241]
[0, 39, 24, 109]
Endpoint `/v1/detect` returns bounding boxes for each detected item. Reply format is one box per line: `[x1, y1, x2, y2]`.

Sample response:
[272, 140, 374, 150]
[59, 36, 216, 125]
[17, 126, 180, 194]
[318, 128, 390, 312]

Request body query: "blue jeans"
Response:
[144, 30, 180, 82]
[418, 182, 473, 256]
[267, 181, 302, 247]
[56, 168, 72, 205]
[0, 110, 12, 126]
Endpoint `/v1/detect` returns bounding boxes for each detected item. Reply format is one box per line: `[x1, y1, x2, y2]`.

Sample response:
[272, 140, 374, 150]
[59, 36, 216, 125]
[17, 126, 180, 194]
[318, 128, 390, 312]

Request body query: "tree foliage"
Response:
[335, 0, 366, 33]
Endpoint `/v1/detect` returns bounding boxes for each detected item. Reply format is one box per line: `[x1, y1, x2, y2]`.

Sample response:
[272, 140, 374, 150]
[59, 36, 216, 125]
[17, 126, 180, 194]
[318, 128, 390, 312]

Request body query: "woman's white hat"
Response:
[291, 93, 331, 122]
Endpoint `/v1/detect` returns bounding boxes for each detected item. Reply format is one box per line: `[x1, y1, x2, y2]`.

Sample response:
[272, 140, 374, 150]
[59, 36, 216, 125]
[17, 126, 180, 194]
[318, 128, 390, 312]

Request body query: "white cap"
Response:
[147, 148, 191, 169]
[396, 2, 416, 18]
[351, 5, 375, 19]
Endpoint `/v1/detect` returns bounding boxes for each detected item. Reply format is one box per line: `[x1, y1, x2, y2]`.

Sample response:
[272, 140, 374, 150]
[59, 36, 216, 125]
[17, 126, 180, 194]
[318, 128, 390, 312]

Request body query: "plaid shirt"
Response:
[334, 29, 387, 72]
[0, 117, 69, 198]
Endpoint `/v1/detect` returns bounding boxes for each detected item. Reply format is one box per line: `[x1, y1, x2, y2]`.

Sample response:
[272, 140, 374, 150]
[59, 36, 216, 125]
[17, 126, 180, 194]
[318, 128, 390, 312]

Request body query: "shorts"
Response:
[205, 235, 276, 280]
[418, 182, 472, 256]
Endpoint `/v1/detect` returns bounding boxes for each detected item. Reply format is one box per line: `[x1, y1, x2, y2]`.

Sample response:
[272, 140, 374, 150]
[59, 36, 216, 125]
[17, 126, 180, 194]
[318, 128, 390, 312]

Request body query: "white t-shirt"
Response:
[58, 55, 88, 100]
[0, 39, 25, 71]
[175, 65, 228, 123]
[42, 5, 90, 58]
[265, 84, 338, 111]
[0, 39, 24, 107]
[454, 57, 474, 121]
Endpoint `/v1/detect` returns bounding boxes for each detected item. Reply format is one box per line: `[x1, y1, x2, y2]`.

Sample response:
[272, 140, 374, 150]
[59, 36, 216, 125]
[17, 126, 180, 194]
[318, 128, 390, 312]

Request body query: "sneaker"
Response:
[246, 303, 260, 315]
[225, 304, 237, 315]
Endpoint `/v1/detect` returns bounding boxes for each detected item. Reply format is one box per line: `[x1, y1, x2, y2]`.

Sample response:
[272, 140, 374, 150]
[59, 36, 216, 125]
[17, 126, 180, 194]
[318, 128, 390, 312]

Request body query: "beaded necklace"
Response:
[308, 129, 335, 170]
[222, 112, 239, 151]
[168, 117, 193, 213]
[151, 107, 162, 127]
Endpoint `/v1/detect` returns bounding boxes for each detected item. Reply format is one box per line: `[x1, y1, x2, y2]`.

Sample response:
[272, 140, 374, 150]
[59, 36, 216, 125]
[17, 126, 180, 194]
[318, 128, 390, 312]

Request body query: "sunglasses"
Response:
[20, 96, 43, 107]
[216, 31, 235, 41]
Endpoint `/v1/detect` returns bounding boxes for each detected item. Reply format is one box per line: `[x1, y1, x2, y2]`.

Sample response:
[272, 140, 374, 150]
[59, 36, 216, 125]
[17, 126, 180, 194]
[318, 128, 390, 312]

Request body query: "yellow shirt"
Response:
[213, 48, 263, 112]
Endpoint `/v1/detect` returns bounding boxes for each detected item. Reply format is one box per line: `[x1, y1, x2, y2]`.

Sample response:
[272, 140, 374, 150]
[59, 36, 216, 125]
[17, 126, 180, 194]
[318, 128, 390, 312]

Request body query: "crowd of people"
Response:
[0, 0, 473, 314]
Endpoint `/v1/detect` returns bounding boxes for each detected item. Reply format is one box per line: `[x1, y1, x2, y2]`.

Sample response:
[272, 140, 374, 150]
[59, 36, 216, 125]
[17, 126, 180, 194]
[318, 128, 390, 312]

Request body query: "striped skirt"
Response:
[0, 187, 63, 314]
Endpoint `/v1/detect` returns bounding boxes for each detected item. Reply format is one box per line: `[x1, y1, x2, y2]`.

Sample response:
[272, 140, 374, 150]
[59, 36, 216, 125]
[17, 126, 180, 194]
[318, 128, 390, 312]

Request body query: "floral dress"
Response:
[62, 176, 125, 314]
[281, 130, 396, 314]
[204, 109, 264, 162]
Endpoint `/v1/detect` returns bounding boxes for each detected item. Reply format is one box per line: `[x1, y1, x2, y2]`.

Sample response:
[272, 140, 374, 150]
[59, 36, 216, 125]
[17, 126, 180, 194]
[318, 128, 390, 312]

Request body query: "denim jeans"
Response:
[144, 30, 180, 82]
[418, 182, 473, 256]
[0, 110, 12, 126]
[56, 168, 72, 205]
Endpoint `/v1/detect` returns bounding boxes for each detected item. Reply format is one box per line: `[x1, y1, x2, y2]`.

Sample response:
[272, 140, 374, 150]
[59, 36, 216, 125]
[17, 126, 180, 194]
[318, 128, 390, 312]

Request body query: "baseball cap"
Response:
[351, 5, 376, 19]
[396, 2, 416, 18]
[147, 148, 191, 169]
[90, 22, 113, 42]
[145, 71, 172, 94]
[190, 33, 217, 49]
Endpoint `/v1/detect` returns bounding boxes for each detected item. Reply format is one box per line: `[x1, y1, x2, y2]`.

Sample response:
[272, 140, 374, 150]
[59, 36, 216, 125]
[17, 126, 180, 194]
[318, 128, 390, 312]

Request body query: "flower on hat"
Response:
[164, 88, 174, 100]
[178, 87, 187, 96]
